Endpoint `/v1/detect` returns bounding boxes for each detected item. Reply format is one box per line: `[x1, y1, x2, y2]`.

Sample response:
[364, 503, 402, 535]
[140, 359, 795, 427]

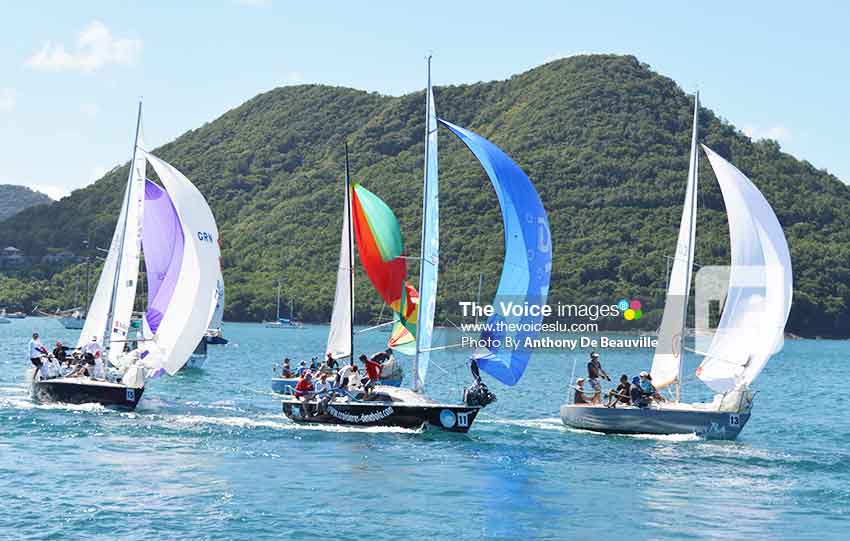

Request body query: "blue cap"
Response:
[632, 376, 640, 385]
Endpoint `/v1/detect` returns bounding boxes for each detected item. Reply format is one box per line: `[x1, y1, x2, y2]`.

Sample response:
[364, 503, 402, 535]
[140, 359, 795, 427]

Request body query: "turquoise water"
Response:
[1, 319, 848, 540]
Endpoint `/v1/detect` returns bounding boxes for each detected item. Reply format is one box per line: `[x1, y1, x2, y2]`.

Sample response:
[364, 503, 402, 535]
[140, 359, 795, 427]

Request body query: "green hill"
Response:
[0, 55, 847, 337]
[0, 184, 52, 221]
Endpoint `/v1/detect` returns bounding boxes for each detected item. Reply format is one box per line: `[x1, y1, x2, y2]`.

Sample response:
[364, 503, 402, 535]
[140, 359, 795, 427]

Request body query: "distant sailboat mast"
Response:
[103, 101, 143, 353]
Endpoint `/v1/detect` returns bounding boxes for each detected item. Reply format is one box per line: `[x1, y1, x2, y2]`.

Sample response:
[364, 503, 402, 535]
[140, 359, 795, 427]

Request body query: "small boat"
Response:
[0, 309, 10, 324]
[32, 102, 222, 409]
[560, 94, 793, 440]
[5, 310, 26, 319]
[284, 58, 551, 432]
[263, 283, 304, 329]
[58, 310, 85, 329]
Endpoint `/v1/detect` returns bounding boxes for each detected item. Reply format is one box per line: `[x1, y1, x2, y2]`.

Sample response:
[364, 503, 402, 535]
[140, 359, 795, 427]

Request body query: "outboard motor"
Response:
[463, 360, 497, 407]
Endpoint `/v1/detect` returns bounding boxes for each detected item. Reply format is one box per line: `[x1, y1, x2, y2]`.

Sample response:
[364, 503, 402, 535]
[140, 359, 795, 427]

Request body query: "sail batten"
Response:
[439, 119, 551, 386]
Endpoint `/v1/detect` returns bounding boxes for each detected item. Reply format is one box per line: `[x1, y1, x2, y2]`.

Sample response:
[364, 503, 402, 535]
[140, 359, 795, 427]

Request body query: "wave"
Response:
[165, 413, 424, 434]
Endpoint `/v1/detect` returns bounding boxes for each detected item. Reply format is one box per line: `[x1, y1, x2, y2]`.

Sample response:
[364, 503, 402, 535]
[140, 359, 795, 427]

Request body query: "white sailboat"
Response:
[560, 94, 793, 439]
[31, 102, 222, 409]
[264, 282, 304, 329]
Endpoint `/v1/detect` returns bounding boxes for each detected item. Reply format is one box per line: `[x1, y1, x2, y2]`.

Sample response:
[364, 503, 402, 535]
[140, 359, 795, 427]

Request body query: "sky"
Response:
[1, 1, 848, 200]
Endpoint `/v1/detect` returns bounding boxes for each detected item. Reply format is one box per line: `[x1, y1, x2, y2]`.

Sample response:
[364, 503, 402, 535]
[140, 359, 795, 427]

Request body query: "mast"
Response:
[677, 92, 699, 403]
[103, 101, 142, 353]
[412, 54, 434, 392]
[275, 282, 281, 321]
[474, 272, 483, 325]
[345, 142, 354, 361]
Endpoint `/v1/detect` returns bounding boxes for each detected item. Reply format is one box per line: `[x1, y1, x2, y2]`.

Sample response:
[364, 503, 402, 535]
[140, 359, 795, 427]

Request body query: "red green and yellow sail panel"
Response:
[350, 183, 418, 350]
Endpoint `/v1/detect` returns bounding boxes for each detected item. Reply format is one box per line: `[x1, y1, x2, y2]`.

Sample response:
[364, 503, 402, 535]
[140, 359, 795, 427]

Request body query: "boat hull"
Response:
[58, 316, 85, 329]
[271, 377, 403, 394]
[205, 335, 228, 345]
[31, 378, 144, 411]
[282, 397, 480, 433]
[560, 404, 751, 440]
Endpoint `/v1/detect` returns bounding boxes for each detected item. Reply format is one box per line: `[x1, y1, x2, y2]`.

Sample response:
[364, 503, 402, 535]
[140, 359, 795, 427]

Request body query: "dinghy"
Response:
[560, 94, 793, 439]
[31, 103, 222, 409]
[283, 57, 552, 432]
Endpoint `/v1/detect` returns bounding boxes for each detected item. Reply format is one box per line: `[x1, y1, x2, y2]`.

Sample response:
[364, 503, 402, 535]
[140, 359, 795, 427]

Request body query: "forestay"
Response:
[439, 119, 552, 386]
[696, 145, 793, 393]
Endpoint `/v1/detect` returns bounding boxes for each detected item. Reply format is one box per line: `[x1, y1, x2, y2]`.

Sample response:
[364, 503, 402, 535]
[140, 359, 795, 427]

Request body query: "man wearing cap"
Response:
[586, 351, 610, 404]
[573, 378, 590, 404]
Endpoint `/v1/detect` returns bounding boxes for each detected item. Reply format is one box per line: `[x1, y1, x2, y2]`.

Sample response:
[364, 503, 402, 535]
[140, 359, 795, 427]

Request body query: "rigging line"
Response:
[356, 320, 394, 333]
[418, 343, 463, 353]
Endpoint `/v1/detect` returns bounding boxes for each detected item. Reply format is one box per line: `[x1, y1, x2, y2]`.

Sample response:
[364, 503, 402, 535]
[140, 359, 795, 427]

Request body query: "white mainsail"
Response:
[696, 145, 793, 393]
[78, 115, 145, 352]
[137, 150, 221, 375]
[326, 159, 353, 360]
[413, 56, 439, 392]
[650, 94, 699, 393]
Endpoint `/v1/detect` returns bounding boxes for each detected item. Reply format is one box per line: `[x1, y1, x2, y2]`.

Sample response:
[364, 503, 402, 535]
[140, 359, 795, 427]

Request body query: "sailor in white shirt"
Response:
[28, 332, 47, 378]
[82, 337, 103, 359]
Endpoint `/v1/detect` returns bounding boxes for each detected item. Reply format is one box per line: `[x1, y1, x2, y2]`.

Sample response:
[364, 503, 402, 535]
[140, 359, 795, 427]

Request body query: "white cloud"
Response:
[742, 124, 792, 143]
[26, 20, 141, 72]
[28, 184, 69, 201]
[81, 102, 100, 116]
[283, 71, 305, 85]
[0, 88, 15, 112]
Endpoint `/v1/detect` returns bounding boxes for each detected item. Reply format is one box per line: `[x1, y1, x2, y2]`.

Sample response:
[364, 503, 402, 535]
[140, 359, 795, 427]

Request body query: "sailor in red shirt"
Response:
[363, 349, 392, 394]
[294, 371, 315, 398]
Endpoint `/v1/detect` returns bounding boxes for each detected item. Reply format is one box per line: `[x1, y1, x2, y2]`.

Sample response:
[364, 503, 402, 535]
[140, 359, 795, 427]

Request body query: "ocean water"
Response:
[1, 319, 848, 540]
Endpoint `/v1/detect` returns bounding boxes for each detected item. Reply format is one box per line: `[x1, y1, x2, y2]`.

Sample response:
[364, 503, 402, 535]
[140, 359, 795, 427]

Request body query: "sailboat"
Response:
[204, 273, 228, 344]
[272, 144, 403, 395]
[263, 282, 304, 329]
[560, 94, 793, 440]
[30, 103, 222, 410]
[282, 57, 552, 432]
[57, 275, 86, 329]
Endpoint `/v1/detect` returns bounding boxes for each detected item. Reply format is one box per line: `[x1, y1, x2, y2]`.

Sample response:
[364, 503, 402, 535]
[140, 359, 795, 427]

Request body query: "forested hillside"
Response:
[0, 55, 847, 336]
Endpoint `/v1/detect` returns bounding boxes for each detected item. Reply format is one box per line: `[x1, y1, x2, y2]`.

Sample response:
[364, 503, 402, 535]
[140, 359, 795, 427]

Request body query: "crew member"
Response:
[28, 332, 48, 378]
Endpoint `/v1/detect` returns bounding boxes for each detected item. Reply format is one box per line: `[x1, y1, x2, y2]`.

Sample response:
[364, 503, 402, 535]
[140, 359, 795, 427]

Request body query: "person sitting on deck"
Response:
[294, 371, 315, 398]
[630, 376, 648, 408]
[640, 371, 665, 402]
[52, 341, 68, 364]
[313, 373, 331, 395]
[586, 351, 610, 403]
[573, 378, 591, 404]
[281, 359, 293, 378]
[606, 374, 632, 408]
[309, 357, 318, 371]
[296, 360, 308, 377]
